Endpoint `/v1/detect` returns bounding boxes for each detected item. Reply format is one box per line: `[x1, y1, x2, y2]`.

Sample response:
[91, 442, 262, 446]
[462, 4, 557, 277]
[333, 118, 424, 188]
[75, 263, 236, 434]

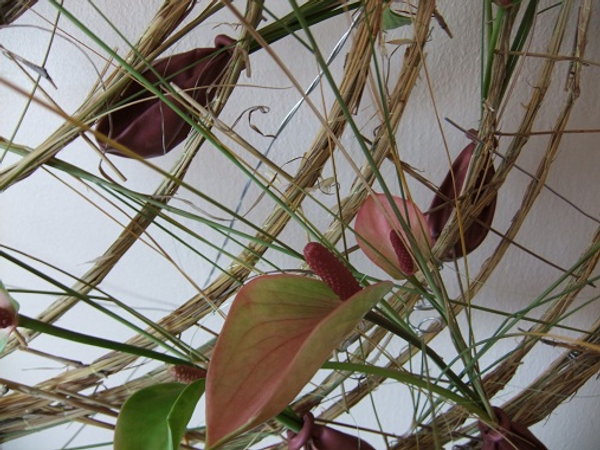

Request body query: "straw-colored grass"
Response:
[1, 0, 598, 448]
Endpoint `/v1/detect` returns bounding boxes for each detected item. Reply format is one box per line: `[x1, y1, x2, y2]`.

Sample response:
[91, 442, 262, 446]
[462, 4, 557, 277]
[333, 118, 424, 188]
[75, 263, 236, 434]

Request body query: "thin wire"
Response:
[204, 12, 362, 287]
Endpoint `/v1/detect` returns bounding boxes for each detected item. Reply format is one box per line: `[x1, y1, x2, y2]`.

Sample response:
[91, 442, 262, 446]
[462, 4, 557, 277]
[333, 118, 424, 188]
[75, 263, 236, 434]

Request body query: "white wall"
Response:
[1, 1, 599, 449]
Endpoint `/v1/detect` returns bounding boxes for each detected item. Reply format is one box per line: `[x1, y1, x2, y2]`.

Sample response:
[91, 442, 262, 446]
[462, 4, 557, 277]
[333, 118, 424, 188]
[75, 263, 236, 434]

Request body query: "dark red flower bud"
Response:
[0, 307, 15, 329]
[0, 284, 19, 351]
[287, 413, 376, 450]
[169, 365, 207, 384]
[96, 35, 235, 158]
[0, 284, 18, 330]
[303, 242, 361, 301]
[479, 407, 548, 450]
[427, 141, 497, 261]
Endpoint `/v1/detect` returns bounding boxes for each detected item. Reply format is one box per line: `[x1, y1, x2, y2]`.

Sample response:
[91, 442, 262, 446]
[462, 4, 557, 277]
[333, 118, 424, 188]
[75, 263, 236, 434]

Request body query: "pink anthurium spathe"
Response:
[205, 244, 393, 449]
[355, 192, 432, 279]
[96, 35, 235, 158]
[0, 281, 19, 352]
[287, 413, 377, 450]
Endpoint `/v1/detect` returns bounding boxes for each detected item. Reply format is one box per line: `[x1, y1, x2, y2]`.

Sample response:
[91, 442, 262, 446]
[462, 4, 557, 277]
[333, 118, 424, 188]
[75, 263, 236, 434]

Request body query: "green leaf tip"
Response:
[114, 380, 205, 450]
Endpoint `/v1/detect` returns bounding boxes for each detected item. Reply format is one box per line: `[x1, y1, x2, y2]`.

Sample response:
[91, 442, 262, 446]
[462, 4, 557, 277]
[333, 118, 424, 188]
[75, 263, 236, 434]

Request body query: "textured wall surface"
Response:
[1, 1, 599, 449]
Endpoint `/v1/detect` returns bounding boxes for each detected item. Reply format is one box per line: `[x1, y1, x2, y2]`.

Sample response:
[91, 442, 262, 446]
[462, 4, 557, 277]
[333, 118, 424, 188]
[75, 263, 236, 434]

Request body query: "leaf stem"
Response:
[250, 1, 362, 54]
[323, 361, 490, 420]
[17, 315, 193, 367]
[365, 311, 483, 407]
[275, 408, 303, 433]
[482, 5, 506, 101]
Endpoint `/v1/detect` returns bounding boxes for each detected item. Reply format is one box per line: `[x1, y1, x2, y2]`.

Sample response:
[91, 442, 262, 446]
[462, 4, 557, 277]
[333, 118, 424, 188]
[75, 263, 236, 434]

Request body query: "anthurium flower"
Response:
[287, 413, 376, 450]
[427, 141, 497, 261]
[0, 281, 19, 352]
[355, 192, 432, 279]
[478, 407, 548, 450]
[96, 35, 235, 158]
[205, 243, 392, 448]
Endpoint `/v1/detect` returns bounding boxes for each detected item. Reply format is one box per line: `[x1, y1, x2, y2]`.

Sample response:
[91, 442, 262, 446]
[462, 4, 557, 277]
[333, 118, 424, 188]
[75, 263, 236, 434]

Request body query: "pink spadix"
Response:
[303, 242, 361, 300]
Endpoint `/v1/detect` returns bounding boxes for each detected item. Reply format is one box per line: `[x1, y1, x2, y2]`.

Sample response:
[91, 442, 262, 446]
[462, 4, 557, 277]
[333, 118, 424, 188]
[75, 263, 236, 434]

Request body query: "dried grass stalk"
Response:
[0, 1, 598, 448]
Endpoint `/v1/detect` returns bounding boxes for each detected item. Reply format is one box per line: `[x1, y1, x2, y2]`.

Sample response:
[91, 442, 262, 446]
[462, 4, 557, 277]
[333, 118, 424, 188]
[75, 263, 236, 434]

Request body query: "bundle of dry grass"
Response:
[1, 1, 598, 448]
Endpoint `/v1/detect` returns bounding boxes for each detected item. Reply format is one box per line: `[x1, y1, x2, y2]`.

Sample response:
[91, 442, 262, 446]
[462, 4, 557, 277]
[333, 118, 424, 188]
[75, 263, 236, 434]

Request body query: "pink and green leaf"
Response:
[205, 274, 393, 448]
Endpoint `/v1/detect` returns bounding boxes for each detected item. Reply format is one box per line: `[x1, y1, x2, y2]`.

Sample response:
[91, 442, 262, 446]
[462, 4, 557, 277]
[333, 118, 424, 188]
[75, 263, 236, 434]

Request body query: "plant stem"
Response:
[364, 311, 483, 407]
[501, 0, 538, 97]
[482, 5, 506, 102]
[323, 361, 490, 420]
[275, 408, 303, 433]
[250, 1, 362, 54]
[1, 249, 194, 360]
[17, 315, 193, 367]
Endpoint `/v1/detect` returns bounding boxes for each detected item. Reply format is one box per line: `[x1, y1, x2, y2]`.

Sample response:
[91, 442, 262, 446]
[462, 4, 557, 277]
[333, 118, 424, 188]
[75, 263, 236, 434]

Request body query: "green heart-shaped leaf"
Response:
[382, 8, 411, 30]
[114, 379, 205, 450]
[206, 274, 393, 448]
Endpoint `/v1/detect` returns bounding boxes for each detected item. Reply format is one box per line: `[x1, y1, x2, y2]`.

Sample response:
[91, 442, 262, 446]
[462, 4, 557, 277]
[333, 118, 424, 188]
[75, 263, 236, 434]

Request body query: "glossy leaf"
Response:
[205, 274, 393, 448]
[97, 35, 235, 158]
[114, 379, 205, 450]
[355, 192, 432, 279]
